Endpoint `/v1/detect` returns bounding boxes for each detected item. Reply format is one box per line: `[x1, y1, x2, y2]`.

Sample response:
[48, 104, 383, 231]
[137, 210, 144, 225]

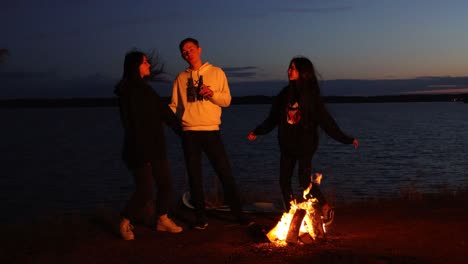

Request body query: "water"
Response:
[1, 102, 467, 223]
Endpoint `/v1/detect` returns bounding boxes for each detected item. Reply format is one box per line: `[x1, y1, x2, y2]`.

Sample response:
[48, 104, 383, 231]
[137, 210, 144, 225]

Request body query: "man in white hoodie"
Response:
[170, 38, 250, 230]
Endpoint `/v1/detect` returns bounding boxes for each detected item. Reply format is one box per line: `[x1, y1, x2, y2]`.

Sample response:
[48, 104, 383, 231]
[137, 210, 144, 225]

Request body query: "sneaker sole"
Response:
[194, 223, 208, 230]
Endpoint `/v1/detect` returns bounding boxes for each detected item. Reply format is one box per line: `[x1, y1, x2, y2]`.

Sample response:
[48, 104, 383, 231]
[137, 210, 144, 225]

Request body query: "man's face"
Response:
[181, 42, 202, 66]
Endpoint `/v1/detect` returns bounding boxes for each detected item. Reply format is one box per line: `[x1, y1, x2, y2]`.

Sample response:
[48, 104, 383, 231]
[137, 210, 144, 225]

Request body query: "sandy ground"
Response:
[1, 196, 467, 264]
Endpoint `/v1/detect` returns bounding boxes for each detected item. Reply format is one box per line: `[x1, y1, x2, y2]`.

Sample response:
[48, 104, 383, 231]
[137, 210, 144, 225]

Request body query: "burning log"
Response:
[286, 209, 306, 244]
[309, 207, 326, 240]
[266, 206, 325, 245]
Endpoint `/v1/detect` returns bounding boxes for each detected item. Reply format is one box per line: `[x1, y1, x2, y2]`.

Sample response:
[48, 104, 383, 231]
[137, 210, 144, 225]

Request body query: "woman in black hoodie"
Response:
[115, 51, 183, 240]
[247, 56, 358, 224]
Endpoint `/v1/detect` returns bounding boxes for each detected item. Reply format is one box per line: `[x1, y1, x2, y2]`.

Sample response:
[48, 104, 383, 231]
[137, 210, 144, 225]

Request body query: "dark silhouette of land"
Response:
[0, 94, 467, 108]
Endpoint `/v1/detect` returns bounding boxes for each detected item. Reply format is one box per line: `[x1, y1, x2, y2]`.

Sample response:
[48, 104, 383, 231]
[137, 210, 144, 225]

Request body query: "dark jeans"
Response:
[280, 153, 326, 211]
[182, 131, 243, 221]
[121, 160, 173, 225]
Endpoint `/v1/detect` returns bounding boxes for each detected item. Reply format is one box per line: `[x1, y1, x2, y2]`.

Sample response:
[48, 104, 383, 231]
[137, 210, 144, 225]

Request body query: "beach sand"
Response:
[1, 196, 467, 264]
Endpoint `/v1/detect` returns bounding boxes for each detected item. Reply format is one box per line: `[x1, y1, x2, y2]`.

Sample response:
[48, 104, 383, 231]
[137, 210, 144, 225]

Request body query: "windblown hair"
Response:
[114, 50, 146, 96]
[115, 49, 166, 93]
[121, 51, 146, 81]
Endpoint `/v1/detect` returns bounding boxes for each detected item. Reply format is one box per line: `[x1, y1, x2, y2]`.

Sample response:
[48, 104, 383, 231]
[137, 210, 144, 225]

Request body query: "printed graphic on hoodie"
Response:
[286, 101, 301, 125]
[186, 75, 204, 102]
[186, 77, 198, 102]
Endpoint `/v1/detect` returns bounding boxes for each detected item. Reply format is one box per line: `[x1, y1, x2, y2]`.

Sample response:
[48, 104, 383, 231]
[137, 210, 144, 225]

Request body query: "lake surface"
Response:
[1, 102, 467, 223]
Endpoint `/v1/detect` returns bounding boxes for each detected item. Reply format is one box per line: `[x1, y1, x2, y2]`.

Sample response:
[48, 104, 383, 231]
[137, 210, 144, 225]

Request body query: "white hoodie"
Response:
[169, 62, 231, 131]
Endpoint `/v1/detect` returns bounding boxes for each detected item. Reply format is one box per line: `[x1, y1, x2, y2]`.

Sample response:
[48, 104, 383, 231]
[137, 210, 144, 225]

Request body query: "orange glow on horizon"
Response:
[403, 88, 468, 94]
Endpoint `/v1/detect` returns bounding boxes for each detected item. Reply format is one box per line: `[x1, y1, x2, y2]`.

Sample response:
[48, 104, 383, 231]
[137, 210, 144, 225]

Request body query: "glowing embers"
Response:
[266, 173, 326, 245]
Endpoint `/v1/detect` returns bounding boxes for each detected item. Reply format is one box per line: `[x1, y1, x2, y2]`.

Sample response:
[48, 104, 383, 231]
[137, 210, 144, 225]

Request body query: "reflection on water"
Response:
[0, 102, 467, 223]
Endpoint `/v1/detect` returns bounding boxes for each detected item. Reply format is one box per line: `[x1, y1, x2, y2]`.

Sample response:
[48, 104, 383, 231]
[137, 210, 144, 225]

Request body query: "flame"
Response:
[314, 172, 322, 185]
[266, 173, 325, 245]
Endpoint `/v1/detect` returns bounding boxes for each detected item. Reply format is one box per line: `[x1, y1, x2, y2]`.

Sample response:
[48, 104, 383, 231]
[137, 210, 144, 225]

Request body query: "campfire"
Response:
[266, 173, 326, 245]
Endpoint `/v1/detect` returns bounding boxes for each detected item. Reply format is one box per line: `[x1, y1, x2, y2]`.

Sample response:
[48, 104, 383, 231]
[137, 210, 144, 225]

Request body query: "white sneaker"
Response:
[119, 218, 135, 240]
[157, 214, 183, 233]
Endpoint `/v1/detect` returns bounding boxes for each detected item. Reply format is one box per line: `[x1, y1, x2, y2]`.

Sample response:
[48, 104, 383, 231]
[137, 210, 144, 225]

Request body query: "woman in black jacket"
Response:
[247, 56, 358, 224]
[115, 51, 183, 240]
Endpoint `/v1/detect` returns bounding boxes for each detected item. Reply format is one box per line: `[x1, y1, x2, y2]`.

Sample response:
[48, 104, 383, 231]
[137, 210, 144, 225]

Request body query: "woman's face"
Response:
[139, 56, 151, 78]
[288, 62, 299, 81]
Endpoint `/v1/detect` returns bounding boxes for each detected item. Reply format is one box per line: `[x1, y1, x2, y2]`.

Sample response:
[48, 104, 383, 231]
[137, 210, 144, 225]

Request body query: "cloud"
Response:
[230, 80, 287, 96]
[223, 66, 258, 72]
[240, 4, 353, 20]
[279, 6, 353, 14]
[223, 66, 258, 79]
[426, 84, 459, 88]
[226, 72, 257, 78]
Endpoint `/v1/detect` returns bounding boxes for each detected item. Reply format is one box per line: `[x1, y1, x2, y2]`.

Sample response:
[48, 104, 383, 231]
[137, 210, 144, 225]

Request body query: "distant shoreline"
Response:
[0, 94, 467, 108]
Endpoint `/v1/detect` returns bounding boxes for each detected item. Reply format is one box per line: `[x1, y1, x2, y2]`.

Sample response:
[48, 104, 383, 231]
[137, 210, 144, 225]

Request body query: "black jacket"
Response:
[115, 79, 181, 169]
[253, 85, 354, 156]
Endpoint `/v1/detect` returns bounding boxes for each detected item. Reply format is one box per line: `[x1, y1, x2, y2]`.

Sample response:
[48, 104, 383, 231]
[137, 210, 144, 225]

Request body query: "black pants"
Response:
[182, 131, 243, 221]
[121, 160, 173, 225]
[280, 153, 326, 211]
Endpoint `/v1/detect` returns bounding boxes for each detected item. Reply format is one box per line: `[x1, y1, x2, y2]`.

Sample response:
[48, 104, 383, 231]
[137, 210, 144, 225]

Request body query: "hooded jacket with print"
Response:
[252, 85, 355, 156]
[169, 62, 231, 131]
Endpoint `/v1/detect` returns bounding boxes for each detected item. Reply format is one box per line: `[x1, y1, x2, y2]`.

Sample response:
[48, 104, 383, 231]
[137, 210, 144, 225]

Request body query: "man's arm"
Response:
[206, 69, 231, 107]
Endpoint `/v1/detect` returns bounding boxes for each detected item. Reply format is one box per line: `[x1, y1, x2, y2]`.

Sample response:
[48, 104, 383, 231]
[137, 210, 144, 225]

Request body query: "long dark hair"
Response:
[115, 51, 145, 95]
[120, 49, 166, 81]
[288, 56, 322, 127]
[121, 51, 146, 81]
[289, 56, 321, 97]
[115, 50, 166, 95]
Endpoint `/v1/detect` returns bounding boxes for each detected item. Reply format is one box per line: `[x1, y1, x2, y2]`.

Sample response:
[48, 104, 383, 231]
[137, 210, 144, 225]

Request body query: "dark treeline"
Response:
[0, 94, 467, 108]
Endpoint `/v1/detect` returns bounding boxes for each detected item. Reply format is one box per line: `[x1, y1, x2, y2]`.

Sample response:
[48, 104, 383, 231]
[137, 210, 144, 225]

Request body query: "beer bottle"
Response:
[197, 75, 204, 101]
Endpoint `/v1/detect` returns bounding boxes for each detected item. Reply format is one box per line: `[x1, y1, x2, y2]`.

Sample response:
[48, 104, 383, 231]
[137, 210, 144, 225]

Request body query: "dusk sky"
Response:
[1, 0, 468, 98]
